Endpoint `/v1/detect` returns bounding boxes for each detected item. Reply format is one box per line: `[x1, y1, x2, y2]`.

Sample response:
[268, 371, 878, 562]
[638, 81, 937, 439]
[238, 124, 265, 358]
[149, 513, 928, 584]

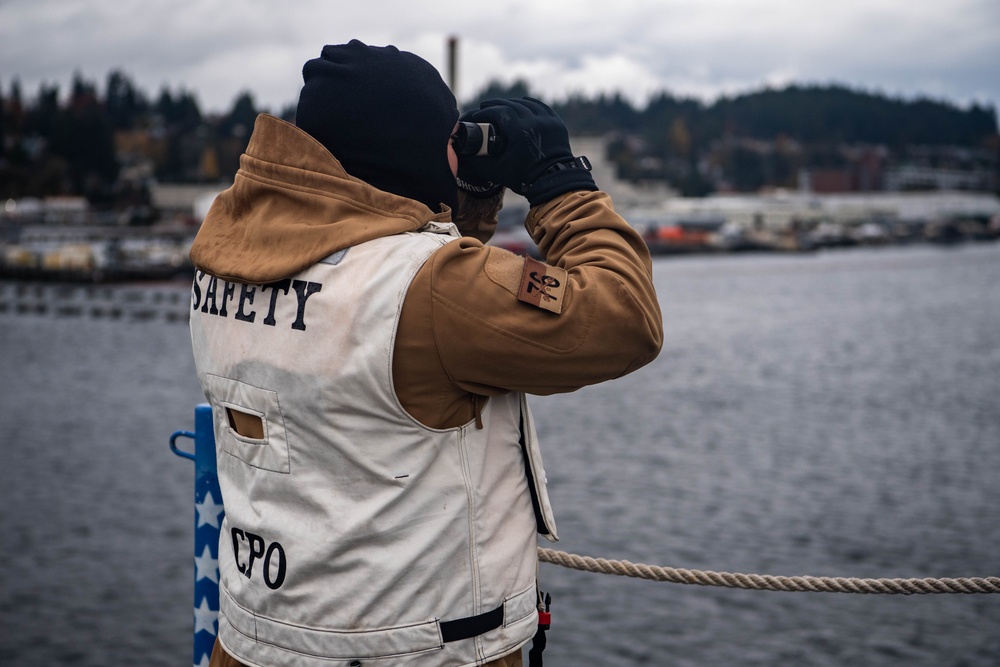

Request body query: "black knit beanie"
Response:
[295, 40, 459, 212]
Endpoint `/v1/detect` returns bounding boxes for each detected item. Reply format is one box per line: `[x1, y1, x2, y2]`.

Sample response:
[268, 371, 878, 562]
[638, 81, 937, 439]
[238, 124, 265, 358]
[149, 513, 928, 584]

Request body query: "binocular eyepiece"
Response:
[452, 122, 502, 157]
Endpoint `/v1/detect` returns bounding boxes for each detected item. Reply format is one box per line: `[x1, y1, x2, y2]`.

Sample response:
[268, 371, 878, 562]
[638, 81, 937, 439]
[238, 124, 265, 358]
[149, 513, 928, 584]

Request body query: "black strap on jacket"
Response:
[440, 604, 505, 643]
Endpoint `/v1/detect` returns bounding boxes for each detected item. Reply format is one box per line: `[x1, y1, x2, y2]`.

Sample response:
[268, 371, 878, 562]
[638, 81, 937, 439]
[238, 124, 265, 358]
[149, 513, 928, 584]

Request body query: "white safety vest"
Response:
[190, 222, 557, 667]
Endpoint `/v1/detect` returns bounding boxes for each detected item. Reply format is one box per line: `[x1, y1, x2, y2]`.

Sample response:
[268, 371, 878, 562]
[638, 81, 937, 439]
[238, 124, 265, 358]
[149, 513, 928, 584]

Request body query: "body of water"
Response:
[2, 242, 999, 666]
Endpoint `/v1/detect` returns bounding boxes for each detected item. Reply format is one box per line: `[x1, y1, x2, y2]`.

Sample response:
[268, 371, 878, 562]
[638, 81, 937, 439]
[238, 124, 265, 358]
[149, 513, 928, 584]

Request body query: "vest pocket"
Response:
[205, 373, 291, 474]
[221, 588, 446, 660]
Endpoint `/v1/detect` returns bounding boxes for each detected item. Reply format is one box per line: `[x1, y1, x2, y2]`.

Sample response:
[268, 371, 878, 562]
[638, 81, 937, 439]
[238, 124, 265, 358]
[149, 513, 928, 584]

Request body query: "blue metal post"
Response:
[171, 404, 223, 667]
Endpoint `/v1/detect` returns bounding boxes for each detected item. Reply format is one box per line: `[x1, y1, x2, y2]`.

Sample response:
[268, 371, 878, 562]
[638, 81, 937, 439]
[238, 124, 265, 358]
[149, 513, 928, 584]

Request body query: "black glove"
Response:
[457, 97, 597, 207]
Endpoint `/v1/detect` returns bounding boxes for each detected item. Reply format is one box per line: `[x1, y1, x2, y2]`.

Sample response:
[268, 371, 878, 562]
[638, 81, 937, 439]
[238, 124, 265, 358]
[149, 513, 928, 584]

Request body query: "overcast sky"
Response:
[2, 0, 998, 116]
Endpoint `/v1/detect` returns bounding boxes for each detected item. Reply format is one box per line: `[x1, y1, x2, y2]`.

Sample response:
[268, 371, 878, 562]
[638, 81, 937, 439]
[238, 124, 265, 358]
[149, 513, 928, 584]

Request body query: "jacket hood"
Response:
[189, 114, 452, 283]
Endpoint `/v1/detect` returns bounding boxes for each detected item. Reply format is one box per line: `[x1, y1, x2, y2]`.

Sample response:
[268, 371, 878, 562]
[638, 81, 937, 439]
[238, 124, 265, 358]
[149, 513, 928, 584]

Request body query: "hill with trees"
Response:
[543, 83, 999, 195]
[1, 70, 288, 214]
[1, 70, 997, 211]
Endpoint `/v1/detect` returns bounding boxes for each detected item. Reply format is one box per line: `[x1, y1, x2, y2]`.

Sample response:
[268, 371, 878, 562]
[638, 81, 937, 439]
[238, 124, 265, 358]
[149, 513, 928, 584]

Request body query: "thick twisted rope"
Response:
[537, 548, 1000, 594]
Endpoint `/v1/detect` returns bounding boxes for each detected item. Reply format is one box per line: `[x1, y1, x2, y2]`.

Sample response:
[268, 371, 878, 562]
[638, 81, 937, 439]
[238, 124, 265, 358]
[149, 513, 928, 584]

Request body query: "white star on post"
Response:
[194, 597, 218, 636]
[194, 654, 212, 667]
[196, 491, 225, 529]
[194, 545, 219, 583]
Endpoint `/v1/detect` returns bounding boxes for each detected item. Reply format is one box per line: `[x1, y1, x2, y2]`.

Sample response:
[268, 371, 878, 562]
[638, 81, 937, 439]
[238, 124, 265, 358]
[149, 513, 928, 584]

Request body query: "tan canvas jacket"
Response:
[190, 113, 663, 431]
[193, 114, 662, 667]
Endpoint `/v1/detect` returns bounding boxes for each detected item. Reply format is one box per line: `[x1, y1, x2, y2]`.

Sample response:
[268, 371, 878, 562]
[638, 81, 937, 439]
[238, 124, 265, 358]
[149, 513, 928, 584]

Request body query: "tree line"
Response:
[1, 69, 997, 210]
[0, 70, 289, 213]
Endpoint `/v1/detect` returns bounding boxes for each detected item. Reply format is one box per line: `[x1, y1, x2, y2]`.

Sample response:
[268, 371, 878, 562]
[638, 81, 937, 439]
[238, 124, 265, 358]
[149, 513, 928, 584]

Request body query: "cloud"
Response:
[2, 0, 997, 114]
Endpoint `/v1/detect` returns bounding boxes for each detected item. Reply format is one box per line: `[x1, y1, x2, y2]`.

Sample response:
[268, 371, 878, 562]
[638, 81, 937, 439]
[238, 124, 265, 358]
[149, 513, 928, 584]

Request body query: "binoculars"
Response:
[452, 122, 502, 157]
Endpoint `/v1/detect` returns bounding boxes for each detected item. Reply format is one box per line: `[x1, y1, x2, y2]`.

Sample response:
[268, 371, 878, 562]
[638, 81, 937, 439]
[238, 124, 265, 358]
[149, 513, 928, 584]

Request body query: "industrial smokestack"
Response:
[447, 35, 459, 99]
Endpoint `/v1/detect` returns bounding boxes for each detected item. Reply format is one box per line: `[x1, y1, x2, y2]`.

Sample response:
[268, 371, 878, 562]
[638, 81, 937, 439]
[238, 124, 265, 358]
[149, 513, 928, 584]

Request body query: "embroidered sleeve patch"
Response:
[517, 257, 568, 314]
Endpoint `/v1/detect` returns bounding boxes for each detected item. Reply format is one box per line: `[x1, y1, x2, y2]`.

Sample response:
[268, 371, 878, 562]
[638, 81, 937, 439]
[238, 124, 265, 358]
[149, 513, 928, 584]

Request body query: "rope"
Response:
[537, 548, 1000, 595]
